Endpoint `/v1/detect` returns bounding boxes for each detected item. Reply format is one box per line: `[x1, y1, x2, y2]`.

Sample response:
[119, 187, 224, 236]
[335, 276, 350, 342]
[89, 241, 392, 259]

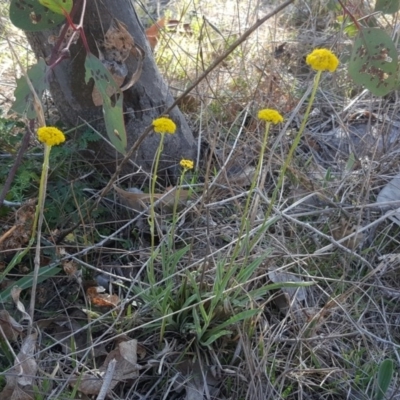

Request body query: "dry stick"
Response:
[96, 358, 117, 400]
[56, 0, 295, 242]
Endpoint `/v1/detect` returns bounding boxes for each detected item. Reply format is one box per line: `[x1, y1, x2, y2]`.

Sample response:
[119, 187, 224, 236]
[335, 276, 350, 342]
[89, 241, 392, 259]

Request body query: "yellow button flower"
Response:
[180, 159, 194, 170]
[152, 117, 176, 134]
[257, 109, 283, 124]
[306, 48, 339, 72]
[37, 126, 66, 146]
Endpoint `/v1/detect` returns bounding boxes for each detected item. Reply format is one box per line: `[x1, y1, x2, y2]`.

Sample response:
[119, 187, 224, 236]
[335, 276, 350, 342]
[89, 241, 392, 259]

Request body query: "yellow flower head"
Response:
[180, 159, 194, 170]
[152, 117, 176, 134]
[306, 48, 339, 72]
[37, 126, 65, 146]
[257, 109, 284, 124]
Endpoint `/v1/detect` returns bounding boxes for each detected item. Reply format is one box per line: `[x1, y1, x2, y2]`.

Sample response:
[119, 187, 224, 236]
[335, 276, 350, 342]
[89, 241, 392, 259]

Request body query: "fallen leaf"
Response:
[114, 185, 192, 214]
[145, 18, 192, 50]
[268, 269, 308, 314]
[145, 17, 166, 50]
[175, 358, 220, 400]
[86, 286, 120, 308]
[44, 317, 87, 354]
[0, 200, 35, 252]
[377, 172, 400, 226]
[0, 310, 23, 341]
[11, 287, 32, 324]
[0, 333, 38, 399]
[70, 339, 140, 395]
[63, 260, 77, 275]
[331, 217, 365, 250]
[0, 385, 34, 400]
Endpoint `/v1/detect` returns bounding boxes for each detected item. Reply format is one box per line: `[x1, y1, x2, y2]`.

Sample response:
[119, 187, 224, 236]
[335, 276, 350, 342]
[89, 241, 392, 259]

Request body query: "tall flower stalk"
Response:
[264, 48, 339, 219]
[229, 109, 283, 264]
[169, 159, 194, 244]
[30, 126, 65, 321]
[148, 117, 176, 284]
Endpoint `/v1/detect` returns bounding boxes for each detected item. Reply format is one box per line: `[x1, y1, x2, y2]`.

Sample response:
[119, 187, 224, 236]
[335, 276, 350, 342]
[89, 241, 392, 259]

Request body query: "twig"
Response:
[96, 358, 117, 400]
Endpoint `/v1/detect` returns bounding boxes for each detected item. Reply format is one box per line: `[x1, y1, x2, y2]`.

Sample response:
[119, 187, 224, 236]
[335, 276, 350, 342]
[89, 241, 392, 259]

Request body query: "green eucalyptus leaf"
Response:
[348, 28, 398, 96]
[84, 53, 127, 155]
[9, 0, 65, 31]
[375, 0, 400, 14]
[11, 58, 49, 119]
[38, 0, 73, 15]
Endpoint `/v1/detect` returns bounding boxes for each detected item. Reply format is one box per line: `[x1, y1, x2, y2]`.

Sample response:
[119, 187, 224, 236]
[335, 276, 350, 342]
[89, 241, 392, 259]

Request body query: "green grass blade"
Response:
[0, 264, 62, 302]
[375, 359, 394, 400]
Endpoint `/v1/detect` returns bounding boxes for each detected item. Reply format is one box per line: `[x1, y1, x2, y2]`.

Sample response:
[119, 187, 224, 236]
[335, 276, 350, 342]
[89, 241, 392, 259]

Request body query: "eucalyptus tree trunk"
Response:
[25, 0, 196, 179]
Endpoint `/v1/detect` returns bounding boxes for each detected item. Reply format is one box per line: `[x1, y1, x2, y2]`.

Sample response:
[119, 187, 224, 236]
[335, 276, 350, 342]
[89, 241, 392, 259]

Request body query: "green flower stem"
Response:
[266, 69, 322, 218]
[148, 133, 166, 284]
[170, 169, 187, 245]
[251, 70, 322, 249]
[31, 145, 51, 238]
[29, 143, 52, 322]
[230, 121, 271, 264]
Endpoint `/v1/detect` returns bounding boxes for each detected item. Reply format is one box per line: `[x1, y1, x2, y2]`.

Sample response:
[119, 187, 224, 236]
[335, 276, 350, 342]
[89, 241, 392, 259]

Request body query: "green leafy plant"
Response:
[133, 242, 313, 347]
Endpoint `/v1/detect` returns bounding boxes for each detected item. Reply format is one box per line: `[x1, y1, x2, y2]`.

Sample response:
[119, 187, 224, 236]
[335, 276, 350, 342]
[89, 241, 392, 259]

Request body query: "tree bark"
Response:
[25, 0, 196, 180]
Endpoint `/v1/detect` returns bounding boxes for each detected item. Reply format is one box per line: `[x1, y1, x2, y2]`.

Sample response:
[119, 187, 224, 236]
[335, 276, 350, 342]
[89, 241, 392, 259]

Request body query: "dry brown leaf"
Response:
[36, 314, 89, 355]
[176, 94, 200, 113]
[175, 358, 220, 400]
[62, 260, 78, 277]
[0, 201, 35, 252]
[16, 334, 37, 386]
[113, 185, 151, 212]
[0, 384, 34, 400]
[86, 286, 120, 308]
[0, 310, 23, 341]
[103, 19, 135, 63]
[331, 217, 365, 250]
[158, 186, 192, 213]
[11, 287, 31, 324]
[145, 17, 166, 50]
[268, 269, 308, 315]
[70, 339, 139, 395]
[145, 18, 192, 50]
[114, 185, 192, 214]
[0, 333, 38, 400]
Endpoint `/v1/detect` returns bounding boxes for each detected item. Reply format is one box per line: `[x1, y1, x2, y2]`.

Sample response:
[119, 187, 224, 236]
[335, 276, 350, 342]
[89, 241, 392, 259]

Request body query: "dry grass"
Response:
[1, 0, 400, 399]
